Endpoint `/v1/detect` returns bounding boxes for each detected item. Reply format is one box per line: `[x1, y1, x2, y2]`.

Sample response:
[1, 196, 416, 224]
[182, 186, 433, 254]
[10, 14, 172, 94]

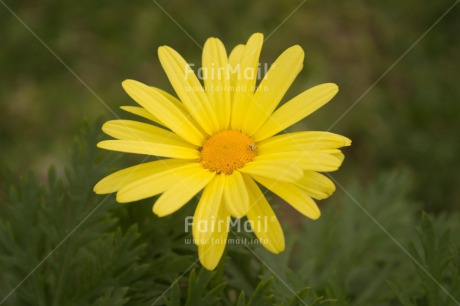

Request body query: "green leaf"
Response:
[247, 278, 273, 306]
[236, 291, 246, 306]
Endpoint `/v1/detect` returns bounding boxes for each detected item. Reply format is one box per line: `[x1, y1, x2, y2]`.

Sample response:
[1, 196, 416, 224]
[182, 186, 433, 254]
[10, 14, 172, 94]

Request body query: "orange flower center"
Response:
[200, 130, 257, 174]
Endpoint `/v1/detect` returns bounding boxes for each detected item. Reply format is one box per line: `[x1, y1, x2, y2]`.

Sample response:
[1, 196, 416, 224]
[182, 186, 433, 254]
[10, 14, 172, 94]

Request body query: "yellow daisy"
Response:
[94, 33, 351, 270]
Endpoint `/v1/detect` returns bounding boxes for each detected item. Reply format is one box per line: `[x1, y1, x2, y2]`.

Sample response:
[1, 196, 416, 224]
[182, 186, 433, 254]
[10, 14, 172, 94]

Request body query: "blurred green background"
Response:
[1, 0, 459, 214]
[1, 1, 460, 305]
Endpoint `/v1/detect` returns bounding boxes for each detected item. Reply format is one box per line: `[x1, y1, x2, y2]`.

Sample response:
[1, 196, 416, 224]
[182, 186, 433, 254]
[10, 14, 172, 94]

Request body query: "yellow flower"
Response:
[94, 33, 351, 270]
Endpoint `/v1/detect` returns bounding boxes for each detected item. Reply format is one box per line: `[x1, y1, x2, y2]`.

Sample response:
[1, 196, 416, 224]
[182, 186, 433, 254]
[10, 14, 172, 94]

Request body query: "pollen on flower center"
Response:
[200, 130, 257, 174]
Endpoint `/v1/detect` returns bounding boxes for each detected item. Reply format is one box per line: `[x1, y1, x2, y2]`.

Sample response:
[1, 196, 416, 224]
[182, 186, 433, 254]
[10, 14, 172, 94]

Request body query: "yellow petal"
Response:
[193, 175, 225, 245]
[223, 171, 250, 218]
[254, 83, 339, 141]
[122, 80, 205, 146]
[252, 175, 321, 220]
[120, 87, 190, 127]
[154, 86, 189, 112]
[330, 150, 345, 164]
[239, 159, 303, 182]
[153, 167, 216, 217]
[202, 38, 231, 130]
[158, 46, 219, 135]
[198, 203, 229, 270]
[243, 175, 285, 253]
[254, 150, 345, 172]
[228, 44, 245, 99]
[94, 159, 188, 194]
[229, 44, 245, 69]
[120, 106, 162, 125]
[296, 171, 336, 200]
[97, 140, 199, 159]
[116, 162, 200, 203]
[101, 120, 196, 148]
[301, 151, 345, 172]
[258, 131, 352, 152]
[243, 45, 304, 135]
[231, 33, 264, 130]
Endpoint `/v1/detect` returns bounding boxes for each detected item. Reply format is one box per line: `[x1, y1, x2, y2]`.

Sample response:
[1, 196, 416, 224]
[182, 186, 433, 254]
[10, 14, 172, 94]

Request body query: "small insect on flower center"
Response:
[200, 130, 257, 175]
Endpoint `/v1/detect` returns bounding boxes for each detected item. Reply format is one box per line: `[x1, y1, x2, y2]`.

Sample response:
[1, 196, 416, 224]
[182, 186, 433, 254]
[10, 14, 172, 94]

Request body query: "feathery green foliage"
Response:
[1, 125, 459, 305]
